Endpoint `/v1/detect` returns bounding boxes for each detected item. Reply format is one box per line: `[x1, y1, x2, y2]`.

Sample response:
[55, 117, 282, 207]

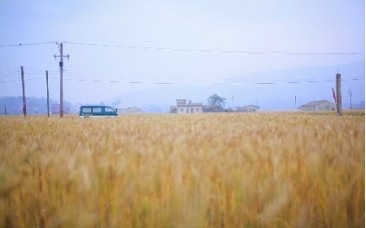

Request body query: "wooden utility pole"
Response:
[54, 43, 69, 118]
[336, 73, 342, 116]
[4, 106, 7, 116]
[46, 70, 50, 117]
[348, 89, 352, 110]
[295, 96, 297, 109]
[60, 43, 63, 118]
[21, 66, 26, 117]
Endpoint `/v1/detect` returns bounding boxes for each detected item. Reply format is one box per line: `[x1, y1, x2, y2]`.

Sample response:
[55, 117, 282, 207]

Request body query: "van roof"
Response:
[80, 105, 113, 108]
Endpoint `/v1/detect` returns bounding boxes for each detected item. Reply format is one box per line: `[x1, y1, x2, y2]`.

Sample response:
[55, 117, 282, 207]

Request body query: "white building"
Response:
[236, 105, 259, 112]
[298, 100, 336, 111]
[171, 99, 204, 114]
[117, 107, 143, 114]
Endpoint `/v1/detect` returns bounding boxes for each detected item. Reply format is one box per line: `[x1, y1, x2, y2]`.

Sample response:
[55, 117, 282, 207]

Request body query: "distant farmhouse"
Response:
[236, 105, 260, 112]
[170, 99, 204, 114]
[298, 100, 336, 112]
[117, 107, 143, 114]
[170, 99, 262, 113]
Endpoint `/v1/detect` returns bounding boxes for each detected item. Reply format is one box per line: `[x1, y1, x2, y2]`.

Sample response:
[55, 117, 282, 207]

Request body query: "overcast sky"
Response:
[0, 0, 364, 107]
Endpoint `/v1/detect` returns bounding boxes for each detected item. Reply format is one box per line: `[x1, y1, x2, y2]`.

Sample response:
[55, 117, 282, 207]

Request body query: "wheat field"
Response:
[0, 112, 364, 227]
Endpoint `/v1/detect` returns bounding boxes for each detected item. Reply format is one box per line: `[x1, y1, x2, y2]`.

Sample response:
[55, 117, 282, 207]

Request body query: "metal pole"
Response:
[336, 73, 342, 116]
[46, 70, 50, 117]
[21, 66, 26, 117]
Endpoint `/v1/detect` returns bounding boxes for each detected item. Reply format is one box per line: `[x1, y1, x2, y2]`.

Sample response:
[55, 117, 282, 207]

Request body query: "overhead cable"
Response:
[63, 41, 366, 56]
[0, 41, 56, 48]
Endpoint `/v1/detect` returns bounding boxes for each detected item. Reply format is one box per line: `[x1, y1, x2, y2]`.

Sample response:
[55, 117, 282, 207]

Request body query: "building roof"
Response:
[239, 105, 259, 108]
[177, 103, 203, 107]
[300, 100, 334, 107]
[174, 98, 203, 107]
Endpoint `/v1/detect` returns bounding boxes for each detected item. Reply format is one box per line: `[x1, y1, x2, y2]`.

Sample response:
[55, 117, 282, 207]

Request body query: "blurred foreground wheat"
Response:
[0, 112, 364, 227]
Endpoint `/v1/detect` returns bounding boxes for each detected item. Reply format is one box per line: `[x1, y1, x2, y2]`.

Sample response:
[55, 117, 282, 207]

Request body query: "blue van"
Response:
[79, 105, 118, 118]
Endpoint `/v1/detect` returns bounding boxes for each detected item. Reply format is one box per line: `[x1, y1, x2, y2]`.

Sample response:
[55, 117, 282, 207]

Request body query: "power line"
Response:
[1, 40, 363, 55]
[0, 70, 20, 79]
[1, 72, 363, 85]
[2, 66, 364, 83]
[0, 41, 56, 48]
[2, 66, 364, 82]
[63, 41, 366, 56]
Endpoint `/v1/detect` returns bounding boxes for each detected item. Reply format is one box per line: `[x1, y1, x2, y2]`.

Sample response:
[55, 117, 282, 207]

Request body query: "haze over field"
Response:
[0, 0, 364, 111]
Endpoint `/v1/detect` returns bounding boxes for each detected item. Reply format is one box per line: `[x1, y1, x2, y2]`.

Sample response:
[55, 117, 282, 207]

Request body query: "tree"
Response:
[207, 94, 226, 111]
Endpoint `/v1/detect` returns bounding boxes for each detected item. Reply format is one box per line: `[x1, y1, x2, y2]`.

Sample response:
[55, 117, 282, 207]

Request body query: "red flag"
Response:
[332, 88, 337, 103]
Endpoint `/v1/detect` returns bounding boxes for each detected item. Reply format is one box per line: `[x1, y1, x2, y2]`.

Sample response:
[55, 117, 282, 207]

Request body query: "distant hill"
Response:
[0, 96, 76, 115]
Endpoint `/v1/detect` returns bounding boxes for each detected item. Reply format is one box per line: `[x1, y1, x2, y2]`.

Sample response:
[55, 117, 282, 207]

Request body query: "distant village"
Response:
[114, 97, 261, 114]
[0, 95, 363, 115]
[50, 98, 340, 115]
[169, 98, 259, 114]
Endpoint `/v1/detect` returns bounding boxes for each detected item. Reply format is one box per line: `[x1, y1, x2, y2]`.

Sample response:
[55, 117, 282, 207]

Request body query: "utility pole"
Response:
[336, 73, 342, 116]
[46, 70, 50, 117]
[4, 106, 7, 116]
[54, 43, 70, 118]
[295, 96, 297, 109]
[348, 89, 352, 110]
[21, 66, 26, 117]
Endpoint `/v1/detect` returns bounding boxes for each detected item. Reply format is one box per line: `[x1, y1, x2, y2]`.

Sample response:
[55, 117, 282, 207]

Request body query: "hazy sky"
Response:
[0, 0, 364, 108]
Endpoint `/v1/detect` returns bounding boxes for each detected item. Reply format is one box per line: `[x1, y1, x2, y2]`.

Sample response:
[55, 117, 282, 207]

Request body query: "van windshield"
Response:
[105, 107, 115, 113]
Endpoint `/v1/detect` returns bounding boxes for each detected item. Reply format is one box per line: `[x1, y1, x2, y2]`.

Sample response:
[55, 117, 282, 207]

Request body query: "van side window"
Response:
[92, 107, 102, 113]
[82, 107, 91, 113]
[105, 107, 114, 113]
